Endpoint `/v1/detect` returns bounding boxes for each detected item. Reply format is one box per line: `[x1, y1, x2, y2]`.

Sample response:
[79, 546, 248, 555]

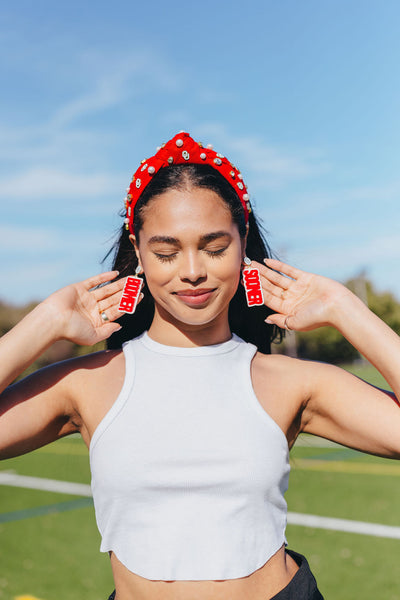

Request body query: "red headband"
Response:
[124, 131, 251, 235]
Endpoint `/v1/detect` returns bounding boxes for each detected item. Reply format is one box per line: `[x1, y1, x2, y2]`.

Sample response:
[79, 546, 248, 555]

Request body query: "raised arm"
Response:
[0, 271, 127, 458]
[258, 258, 400, 457]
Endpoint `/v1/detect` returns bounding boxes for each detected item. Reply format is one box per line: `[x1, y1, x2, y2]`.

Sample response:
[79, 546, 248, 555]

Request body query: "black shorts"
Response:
[271, 549, 324, 599]
[107, 549, 324, 600]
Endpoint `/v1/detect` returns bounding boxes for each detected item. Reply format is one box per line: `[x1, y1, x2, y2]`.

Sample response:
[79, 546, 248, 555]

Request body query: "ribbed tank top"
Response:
[90, 332, 290, 581]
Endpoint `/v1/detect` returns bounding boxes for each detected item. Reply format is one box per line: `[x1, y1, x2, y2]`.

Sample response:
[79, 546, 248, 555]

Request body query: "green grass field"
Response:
[0, 363, 399, 599]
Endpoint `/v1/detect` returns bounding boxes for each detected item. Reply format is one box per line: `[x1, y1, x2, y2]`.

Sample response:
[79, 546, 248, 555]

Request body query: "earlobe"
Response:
[129, 234, 142, 269]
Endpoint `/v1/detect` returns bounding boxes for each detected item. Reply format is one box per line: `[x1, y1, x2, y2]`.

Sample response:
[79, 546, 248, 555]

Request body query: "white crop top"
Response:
[90, 332, 290, 581]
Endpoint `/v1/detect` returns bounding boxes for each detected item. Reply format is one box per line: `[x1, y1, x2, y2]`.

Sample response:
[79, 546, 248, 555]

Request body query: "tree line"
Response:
[0, 301, 105, 382]
[2, 275, 399, 382]
[278, 275, 400, 364]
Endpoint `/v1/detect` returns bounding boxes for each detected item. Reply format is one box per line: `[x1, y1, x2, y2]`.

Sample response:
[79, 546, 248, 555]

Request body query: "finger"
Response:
[243, 259, 292, 292]
[260, 271, 295, 304]
[98, 290, 123, 313]
[95, 322, 122, 342]
[262, 288, 286, 313]
[116, 292, 145, 315]
[92, 277, 126, 302]
[265, 313, 290, 329]
[98, 305, 122, 324]
[98, 284, 138, 313]
[260, 266, 291, 290]
[263, 258, 302, 280]
[261, 278, 288, 301]
[84, 270, 120, 291]
[101, 292, 145, 322]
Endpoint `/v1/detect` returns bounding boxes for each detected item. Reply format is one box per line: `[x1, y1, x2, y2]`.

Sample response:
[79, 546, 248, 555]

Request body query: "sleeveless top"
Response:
[89, 332, 290, 581]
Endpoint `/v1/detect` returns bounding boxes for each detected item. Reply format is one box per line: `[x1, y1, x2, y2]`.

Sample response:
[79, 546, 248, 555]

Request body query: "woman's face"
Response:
[134, 186, 246, 330]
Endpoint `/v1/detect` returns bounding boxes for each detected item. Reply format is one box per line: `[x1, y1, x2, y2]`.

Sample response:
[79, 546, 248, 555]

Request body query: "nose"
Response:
[179, 250, 207, 283]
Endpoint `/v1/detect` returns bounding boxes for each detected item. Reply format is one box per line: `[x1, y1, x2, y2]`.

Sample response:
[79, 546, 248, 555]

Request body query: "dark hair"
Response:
[104, 163, 282, 353]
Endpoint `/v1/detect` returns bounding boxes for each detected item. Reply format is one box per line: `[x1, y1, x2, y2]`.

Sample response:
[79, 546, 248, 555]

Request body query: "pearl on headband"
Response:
[124, 131, 251, 234]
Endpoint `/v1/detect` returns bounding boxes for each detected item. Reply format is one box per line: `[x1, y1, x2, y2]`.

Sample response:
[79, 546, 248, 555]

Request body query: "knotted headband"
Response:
[124, 131, 251, 235]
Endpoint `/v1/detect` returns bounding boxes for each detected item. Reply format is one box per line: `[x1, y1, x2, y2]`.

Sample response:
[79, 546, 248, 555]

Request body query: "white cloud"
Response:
[48, 53, 145, 129]
[0, 43, 183, 166]
[192, 123, 330, 187]
[49, 47, 183, 129]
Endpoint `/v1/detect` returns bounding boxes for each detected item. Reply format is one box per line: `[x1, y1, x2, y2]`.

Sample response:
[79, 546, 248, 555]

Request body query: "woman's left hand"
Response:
[257, 258, 351, 332]
[256, 259, 400, 459]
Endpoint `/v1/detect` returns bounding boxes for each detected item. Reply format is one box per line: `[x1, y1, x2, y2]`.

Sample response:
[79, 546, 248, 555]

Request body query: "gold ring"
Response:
[284, 316, 292, 331]
[281, 290, 286, 300]
[100, 311, 109, 323]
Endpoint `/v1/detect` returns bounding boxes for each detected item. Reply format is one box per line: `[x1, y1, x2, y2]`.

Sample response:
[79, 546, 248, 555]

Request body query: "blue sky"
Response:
[1, 0, 400, 304]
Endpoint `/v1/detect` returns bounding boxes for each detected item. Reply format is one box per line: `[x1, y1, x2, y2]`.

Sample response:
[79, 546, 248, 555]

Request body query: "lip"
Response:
[174, 288, 216, 306]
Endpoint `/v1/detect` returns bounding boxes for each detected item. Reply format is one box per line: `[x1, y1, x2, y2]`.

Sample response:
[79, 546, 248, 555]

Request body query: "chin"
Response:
[169, 309, 225, 328]
[158, 298, 230, 329]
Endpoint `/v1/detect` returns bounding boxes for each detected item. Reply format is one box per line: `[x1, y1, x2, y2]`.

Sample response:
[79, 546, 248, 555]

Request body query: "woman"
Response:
[1, 132, 400, 600]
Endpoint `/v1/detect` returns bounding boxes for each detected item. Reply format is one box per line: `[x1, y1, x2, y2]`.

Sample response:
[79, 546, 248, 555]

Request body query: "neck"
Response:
[147, 306, 232, 348]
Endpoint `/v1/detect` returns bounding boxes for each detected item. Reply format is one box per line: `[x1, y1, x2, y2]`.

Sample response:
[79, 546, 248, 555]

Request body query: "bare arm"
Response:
[0, 271, 128, 459]
[258, 258, 400, 457]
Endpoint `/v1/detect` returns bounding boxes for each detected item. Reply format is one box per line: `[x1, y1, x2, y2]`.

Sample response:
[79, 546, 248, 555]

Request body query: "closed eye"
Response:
[154, 253, 177, 263]
[205, 247, 227, 258]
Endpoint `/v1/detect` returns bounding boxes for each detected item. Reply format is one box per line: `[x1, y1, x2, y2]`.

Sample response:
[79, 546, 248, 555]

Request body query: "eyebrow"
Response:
[148, 235, 180, 245]
[148, 231, 232, 245]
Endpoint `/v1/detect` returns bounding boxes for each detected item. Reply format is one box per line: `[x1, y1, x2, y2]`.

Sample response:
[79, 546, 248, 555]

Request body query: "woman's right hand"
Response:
[42, 271, 129, 346]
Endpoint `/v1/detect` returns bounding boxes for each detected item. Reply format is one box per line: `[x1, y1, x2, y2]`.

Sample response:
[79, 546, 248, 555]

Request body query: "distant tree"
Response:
[2, 275, 400, 373]
[295, 326, 359, 364]
[280, 276, 400, 365]
[0, 299, 105, 382]
[364, 283, 400, 334]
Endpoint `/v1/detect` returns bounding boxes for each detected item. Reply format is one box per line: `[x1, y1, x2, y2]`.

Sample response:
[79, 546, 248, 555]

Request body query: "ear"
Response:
[129, 234, 142, 269]
[241, 223, 249, 260]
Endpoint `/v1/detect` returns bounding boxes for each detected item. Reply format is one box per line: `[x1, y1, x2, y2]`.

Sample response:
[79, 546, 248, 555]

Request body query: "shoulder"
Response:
[0, 348, 126, 457]
[59, 348, 126, 442]
[60, 348, 124, 396]
[29, 348, 125, 412]
[251, 352, 308, 387]
[251, 352, 350, 413]
[250, 353, 324, 446]
[12, 348, 124, 397]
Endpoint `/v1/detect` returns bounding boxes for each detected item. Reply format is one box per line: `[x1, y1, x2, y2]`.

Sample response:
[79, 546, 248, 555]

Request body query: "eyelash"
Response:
[155, 248, 227, 263]
[206, 248, 227, 259]
[155, 253, 176, 263]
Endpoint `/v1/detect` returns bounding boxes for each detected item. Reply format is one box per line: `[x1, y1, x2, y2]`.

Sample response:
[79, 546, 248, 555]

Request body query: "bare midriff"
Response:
[110, 544, 299, 600]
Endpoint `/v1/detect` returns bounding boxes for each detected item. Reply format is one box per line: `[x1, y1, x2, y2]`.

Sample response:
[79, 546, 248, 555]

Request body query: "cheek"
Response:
[215, 256, 242, 293]
[141, 258, 175, 292]
[221, 248, 243, 277]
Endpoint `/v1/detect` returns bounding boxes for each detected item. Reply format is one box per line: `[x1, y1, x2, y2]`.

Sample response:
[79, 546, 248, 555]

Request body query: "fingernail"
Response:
[265, 318, 273, 324]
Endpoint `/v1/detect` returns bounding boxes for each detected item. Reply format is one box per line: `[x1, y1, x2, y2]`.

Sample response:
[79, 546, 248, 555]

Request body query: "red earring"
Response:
[118, 265, 144, 314]
[242, 257, 264, 307]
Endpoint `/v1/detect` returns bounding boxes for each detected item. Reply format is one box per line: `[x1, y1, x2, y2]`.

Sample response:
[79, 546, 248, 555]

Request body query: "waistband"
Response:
[106, 549, 324, 600]
[270, 549, 324, 599]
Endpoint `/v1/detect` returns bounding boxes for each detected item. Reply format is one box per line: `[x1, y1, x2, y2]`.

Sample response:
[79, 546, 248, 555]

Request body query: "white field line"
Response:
[2, 472, 400, 540]
[287, 512, 400, 539]
[0, 472, 92, 497]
